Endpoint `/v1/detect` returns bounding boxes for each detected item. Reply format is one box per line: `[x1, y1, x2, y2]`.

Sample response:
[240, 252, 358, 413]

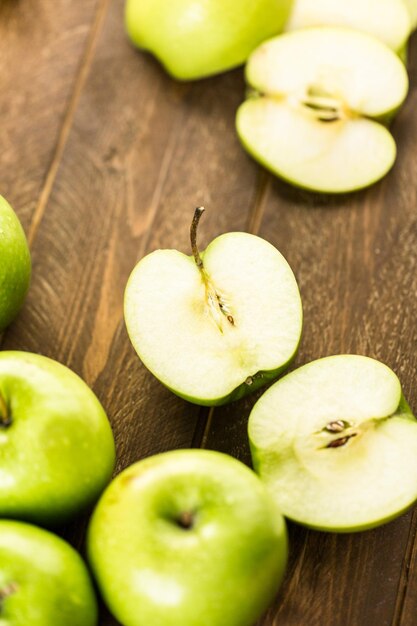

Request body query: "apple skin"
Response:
[0, 351, 116, 526]
[0, 195, 31, 331]
[88, 449, 288, 626]
[0, 520, 98, 626]
[125, 0, 293, 81]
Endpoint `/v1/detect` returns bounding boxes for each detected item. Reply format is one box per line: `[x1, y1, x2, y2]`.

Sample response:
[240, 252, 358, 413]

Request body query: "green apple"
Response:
[248, 354, 417, 532]
[0, 351, 115, 525]
[237, 27, 409, 193]
[125, 0, 293, 80]
[0, 520, 97, 626]
[286, 0, 412, 52]
[0, 195, 31, 332]
[124, 208, 302, 406]
[88, 449, 288, 626]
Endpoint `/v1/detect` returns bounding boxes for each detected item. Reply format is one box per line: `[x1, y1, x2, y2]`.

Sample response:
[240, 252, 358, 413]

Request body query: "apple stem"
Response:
[0, 391, 11, 427]
[190, 206, 205, 271]
[189, 207, 235, 331]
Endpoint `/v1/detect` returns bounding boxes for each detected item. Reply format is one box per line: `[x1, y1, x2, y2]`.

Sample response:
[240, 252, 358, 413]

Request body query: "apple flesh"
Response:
[0, 195, 31, 332]
[88, 449, 288, 626]
[286, 0, 412, 52]
[248, 355, 417, 532]
[404, 0, 417, 28]
[0, 351, 115, 525]
[237, 28, 409, 193]
[0, 520, 97, 626]
[124, 208, 302, 406]
[124, 0, 293, 80]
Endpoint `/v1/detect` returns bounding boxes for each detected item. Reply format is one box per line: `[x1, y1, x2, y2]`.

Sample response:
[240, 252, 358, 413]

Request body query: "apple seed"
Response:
[324, 420, 350, 434]
[325, 433, 357, 449]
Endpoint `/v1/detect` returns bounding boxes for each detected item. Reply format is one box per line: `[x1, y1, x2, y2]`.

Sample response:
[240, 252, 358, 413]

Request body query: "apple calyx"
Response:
[0, 391, 11, 428]
[176, 511, 195, 530]
[190, 207, 235, 333]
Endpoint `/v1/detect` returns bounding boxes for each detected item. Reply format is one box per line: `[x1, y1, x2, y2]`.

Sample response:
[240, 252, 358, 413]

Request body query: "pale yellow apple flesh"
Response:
[404, 0, 417, 28]
[287, 0, 411, 52]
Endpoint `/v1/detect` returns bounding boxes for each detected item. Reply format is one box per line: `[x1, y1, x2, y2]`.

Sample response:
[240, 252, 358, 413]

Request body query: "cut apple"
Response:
[248, 355, 417, 532]
[237, 28, 409, 193]
[124, 208, 302, 406]
[286, 0, 412, 52]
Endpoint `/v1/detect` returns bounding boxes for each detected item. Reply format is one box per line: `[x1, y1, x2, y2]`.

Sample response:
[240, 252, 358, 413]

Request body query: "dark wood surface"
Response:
[2, 1, 417, 624]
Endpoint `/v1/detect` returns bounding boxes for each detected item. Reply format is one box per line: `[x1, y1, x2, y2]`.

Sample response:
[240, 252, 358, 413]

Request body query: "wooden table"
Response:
[2, 1, 417, 624]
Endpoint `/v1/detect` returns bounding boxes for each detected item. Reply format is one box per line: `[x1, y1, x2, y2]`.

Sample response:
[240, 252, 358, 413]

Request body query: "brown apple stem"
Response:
[190, 206, 205, 271]
[0, 391, 11, 427]
[189, 206, 235, 331]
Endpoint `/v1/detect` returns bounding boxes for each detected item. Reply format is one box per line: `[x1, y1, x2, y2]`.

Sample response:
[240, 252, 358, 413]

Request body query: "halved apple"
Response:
[248, 355, 417, 532]
[286, 0, 412, 52]
[124, 209, 302, 406]
[237, 28, 409, 193]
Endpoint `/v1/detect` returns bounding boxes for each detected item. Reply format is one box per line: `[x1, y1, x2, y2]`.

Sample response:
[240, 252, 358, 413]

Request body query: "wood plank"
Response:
[203, 33, 417, 626]
[4, 1, 417, 624]
[0, 0, 101, 234]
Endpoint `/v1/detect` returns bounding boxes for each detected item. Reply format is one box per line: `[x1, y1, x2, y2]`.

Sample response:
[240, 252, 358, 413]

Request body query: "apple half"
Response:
[248, 355, 417, 532]
[124, 208, 302, 406]
[286, 0, 412, 53]
[237, 28, 409, 193]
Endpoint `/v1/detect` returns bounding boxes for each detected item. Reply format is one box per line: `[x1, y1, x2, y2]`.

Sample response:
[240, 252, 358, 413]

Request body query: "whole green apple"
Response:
[0, 195, 31, 331]
[88, 449, 288, 626]
[0, 351, 116, 525]
[125, 0, 293, 80]
[0, 520, 98, 626]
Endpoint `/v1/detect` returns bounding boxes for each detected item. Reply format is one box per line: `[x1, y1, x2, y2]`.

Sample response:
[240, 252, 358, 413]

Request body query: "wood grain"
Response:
[0, 0, 101, 233]
[2, 1, 417, 625]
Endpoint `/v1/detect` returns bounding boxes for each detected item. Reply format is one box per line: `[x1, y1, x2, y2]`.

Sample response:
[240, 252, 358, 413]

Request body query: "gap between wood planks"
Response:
[0, 0, 111, 352]
[392, 508, 417, 626]
[191, 170, 272, 450]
